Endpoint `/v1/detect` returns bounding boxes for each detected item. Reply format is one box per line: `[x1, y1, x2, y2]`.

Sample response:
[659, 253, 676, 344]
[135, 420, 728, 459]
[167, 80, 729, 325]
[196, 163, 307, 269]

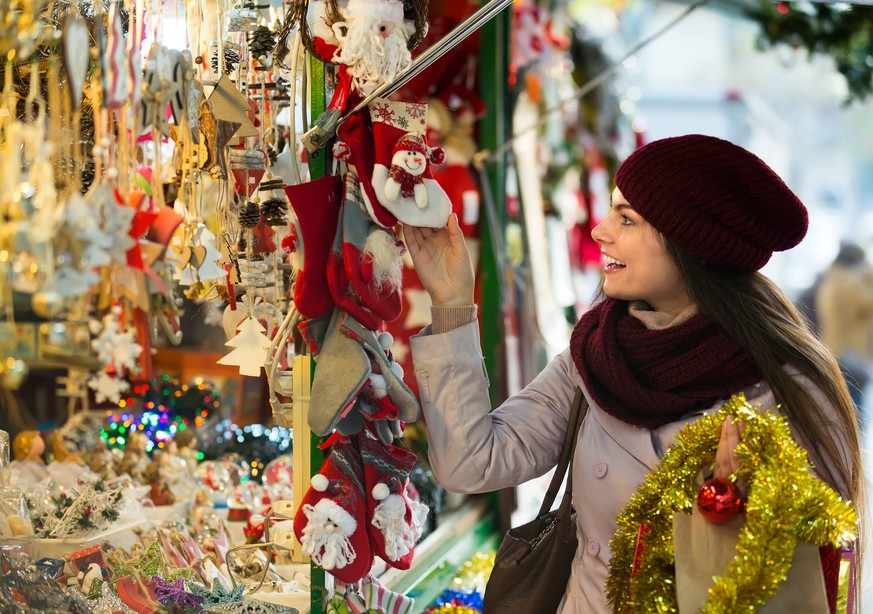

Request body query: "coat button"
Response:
[587, 539, 600, 556]
[594, 462, 608, 478]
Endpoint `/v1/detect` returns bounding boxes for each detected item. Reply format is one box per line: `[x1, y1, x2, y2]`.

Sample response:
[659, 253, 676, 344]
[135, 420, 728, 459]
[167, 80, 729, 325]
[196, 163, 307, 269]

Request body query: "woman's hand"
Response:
[403, 214, 476, 307]
[713, 416, 747, 497]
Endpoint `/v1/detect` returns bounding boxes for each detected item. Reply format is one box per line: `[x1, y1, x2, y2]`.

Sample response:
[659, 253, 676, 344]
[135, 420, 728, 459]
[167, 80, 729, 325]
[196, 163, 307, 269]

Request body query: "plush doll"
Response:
[384, 133, 446, 209]
[47, 431, 99, 490]
[329, 0, 413, 97]
[10, 431, 49, 487]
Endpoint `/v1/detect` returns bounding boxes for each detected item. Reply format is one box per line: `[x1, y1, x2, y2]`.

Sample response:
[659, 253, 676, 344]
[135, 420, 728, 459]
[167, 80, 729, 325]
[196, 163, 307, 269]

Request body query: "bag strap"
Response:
[537, 387, 588, 517]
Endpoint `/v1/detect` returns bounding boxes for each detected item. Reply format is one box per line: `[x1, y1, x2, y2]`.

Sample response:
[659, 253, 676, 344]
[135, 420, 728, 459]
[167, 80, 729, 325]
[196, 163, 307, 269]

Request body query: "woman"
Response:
[403, 134, 861, 612]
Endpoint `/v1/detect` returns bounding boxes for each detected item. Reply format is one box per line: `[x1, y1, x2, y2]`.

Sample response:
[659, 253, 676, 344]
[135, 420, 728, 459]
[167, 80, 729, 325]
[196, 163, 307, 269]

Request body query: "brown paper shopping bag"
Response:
[673, 505, 829, 613]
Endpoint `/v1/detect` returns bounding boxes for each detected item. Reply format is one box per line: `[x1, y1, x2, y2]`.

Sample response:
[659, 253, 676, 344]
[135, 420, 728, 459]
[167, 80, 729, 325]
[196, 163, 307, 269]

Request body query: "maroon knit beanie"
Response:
[613, 134, 808, 271]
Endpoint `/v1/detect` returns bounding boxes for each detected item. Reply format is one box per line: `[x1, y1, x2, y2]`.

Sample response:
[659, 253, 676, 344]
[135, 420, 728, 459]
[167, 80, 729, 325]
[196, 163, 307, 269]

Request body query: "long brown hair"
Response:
[666, 242, 863, 504]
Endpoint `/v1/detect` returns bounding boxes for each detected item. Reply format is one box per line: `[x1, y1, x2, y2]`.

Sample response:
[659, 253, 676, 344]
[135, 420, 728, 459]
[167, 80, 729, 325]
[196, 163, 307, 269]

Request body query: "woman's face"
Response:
[591, 188, 692, 316]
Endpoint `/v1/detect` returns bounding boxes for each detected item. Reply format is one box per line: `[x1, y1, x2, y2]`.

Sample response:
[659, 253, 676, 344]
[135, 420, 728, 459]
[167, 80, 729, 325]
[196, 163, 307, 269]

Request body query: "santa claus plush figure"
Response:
[385, 133, 445, 209]
[323, 0, 413, 97]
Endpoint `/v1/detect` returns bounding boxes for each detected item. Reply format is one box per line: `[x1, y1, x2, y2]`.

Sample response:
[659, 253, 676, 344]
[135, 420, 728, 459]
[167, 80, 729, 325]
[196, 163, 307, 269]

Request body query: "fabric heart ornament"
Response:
[229, 149, 268, 197]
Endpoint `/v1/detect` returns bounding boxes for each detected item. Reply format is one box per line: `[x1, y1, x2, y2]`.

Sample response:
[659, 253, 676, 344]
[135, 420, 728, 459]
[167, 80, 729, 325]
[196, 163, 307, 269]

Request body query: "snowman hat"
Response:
[393, 133, 445, 165]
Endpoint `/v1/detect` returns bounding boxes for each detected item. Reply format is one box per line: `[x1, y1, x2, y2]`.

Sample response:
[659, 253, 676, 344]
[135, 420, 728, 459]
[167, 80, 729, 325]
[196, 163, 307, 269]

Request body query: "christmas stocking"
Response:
[293, 435, 373, 583]
[283, 174, 344, 319]
[368, 98, 451, 228]
[341, 173, 403, 324]
[335, 110, 398, 229]
[358, 432, 428, 569]
[308, 307, 371, 436]
[327, 200, 385, 332]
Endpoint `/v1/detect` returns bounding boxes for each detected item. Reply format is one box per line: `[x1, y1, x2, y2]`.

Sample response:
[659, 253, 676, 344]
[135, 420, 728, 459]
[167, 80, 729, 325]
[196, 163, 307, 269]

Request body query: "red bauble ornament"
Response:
[696, 477, 744, 524]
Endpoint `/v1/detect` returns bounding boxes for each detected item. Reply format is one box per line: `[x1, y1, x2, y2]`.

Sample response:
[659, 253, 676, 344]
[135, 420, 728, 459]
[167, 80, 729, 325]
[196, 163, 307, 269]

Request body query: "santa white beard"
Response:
[333, 16, 412, 95]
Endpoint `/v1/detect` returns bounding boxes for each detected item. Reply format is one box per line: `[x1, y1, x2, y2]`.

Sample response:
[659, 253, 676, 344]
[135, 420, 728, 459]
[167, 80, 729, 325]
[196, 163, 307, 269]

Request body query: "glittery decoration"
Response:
[154, 576, 204, 609]
[697, 477, 745, 524]
[93, 582, 137, 614]
[606, 394, 858, 613]
[203, 598, 299, 613]
[112, 541, 163, 581]
[449, 552, 494, 595]
[429, 589, 483, 611]
[188, 577, 246, 608]
[424, 607, 479, 614]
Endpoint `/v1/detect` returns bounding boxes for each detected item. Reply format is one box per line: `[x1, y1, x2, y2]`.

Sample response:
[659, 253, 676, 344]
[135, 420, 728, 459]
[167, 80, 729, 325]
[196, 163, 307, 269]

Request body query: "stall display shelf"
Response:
[382, 497, 500, 608]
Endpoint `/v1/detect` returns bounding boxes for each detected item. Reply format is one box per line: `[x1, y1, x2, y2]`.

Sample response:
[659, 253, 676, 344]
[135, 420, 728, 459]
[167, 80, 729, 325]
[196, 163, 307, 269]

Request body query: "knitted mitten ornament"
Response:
[307, 308, 371, 437]
[341, 173, 403, 324]
[358, 432, 427, 569]
[293, 435, 373, 583]
[283, 174, 343, 319]
[368, 98, 450, 228]
[336, 312, 420, 426]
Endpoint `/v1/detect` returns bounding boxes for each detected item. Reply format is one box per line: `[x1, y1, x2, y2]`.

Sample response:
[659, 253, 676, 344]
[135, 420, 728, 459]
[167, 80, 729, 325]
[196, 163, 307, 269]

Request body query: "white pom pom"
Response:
[369, 373, 388, 397]
[389, 361, 404, 379]
[378, 332, 394, 351]
[372, 482, 390, 500]
[311, 474, 329, 492]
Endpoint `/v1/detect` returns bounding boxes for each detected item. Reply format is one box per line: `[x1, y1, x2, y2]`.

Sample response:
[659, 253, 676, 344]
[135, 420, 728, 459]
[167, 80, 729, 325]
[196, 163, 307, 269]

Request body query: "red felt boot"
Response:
[357, 432, 427, 569]
[293, 435, 373, 583]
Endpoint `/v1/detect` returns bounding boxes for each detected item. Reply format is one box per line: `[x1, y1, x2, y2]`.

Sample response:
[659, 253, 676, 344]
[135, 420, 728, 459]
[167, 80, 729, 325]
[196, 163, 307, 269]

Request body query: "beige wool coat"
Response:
[410, 315, 851, 613]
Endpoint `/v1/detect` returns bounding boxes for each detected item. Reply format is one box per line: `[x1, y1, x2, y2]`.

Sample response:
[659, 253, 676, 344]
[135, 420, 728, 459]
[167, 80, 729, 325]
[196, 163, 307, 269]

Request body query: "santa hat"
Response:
[393, 133, 445, 166]
[343, 0, 404, 23]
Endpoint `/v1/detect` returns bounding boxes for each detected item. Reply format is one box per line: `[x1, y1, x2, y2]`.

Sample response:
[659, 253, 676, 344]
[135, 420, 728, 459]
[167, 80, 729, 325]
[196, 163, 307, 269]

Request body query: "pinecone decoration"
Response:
[238, 201, 261, 228]
[249, 26, 276, 67]
[261, 198, 288, 226]
[212, 48, 241, 74]
[80, 157, 95, 194]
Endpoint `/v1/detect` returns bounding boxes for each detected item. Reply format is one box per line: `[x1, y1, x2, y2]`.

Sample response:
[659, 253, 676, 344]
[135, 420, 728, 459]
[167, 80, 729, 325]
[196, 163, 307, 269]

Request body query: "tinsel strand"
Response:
[605, 395, 857, 613]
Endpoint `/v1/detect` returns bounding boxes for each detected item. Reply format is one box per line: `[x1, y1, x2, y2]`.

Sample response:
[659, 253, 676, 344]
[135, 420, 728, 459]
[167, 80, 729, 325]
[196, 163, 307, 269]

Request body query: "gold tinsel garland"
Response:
[605, 395, 857, 613]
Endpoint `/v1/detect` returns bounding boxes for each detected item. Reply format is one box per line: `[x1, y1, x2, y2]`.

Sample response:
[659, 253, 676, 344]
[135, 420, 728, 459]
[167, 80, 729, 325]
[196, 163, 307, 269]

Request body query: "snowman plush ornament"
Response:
[385, 134, 445, 208]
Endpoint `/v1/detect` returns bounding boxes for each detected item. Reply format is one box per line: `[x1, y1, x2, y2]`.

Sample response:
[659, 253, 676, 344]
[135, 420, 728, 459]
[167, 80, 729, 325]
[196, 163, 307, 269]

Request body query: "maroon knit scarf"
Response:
[569, 299, 762, 429]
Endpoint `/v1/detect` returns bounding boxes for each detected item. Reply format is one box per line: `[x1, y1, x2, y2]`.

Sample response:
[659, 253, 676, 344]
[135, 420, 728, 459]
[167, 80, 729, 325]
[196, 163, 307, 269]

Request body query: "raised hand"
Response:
[713, 415, 747, 497]
[402, 214, 475, 307]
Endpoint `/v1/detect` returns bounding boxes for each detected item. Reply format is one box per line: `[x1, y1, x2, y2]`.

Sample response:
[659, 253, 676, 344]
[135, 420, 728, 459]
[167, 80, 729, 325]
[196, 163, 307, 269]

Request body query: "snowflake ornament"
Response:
[88, 371, 131, 404]
[90, 308, 143, 373]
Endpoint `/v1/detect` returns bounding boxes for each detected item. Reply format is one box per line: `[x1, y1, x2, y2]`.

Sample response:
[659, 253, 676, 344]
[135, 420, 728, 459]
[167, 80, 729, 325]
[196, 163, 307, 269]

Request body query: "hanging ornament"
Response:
[211, 47, 241, 76]
[89, 308, 143, 374]
[193, 224, 227, 281]
[88, 371, 130, 404]
[238, 201, 261, 230]
[230, 149, 268, 198]
[217, 316, 271, 377]
[249, 26, 277, 68]
[62, 16, 90, 110]
[696, 477, 745, 524]
[103, 3, 129, 109]
[226, 0, 259, 33]
[260, 197, 288, 227]
[252, 214, 277, 254]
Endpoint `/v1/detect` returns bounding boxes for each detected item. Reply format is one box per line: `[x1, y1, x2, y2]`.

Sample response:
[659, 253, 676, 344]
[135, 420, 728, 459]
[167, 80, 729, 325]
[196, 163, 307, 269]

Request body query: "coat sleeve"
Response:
[410, 320, 581, 493]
